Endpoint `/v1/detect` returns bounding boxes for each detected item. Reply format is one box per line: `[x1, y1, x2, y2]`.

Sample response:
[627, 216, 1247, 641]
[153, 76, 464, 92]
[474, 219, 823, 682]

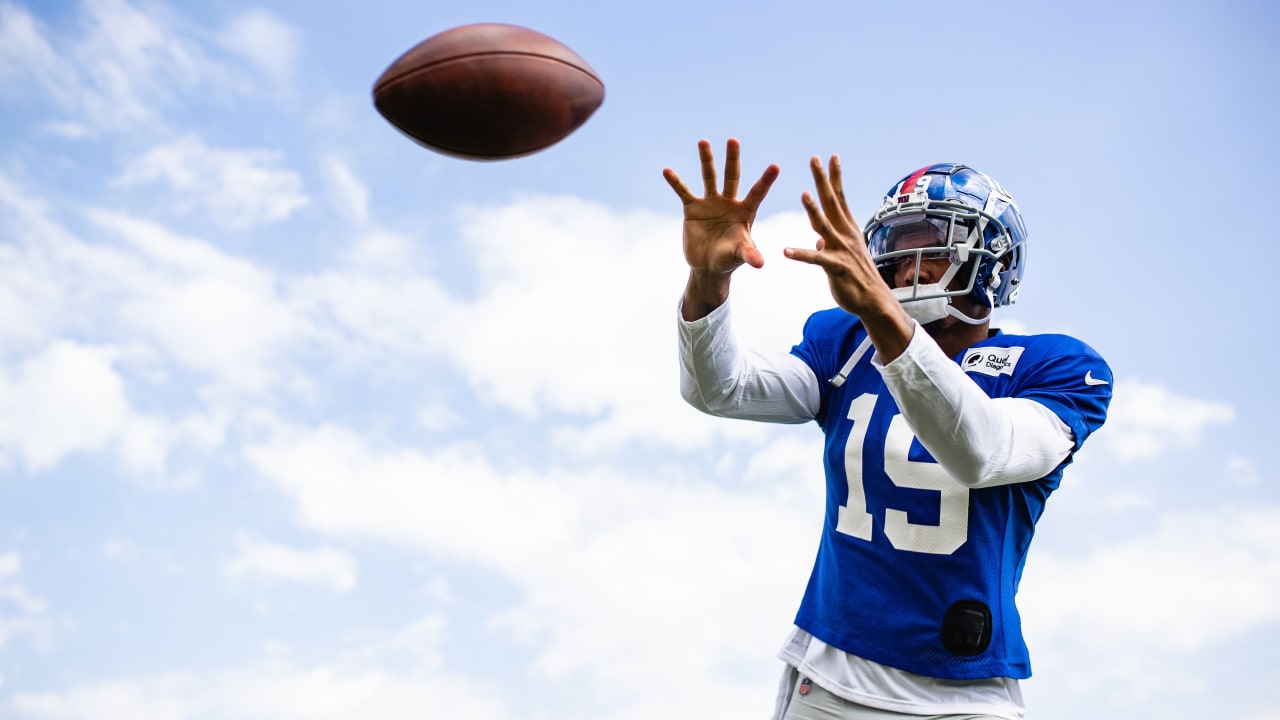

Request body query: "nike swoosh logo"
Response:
[1085, 371, 1109, 386]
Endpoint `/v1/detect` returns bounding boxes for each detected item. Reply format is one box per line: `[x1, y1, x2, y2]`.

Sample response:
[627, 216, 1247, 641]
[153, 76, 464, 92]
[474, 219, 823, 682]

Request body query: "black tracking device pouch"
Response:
[941, 600, 992, 656]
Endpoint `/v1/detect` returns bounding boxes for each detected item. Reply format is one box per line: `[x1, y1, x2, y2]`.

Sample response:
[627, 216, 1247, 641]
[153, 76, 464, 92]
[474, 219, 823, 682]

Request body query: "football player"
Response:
[665, 139, 1111, 720]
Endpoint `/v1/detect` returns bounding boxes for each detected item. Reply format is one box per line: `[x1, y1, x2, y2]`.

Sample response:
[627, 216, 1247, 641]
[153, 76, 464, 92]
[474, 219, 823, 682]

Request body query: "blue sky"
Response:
[0, 0, 1277, 718]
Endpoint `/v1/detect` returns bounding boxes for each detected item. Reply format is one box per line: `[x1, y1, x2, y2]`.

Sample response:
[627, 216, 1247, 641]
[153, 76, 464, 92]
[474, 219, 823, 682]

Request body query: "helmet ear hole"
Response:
[998, 244, 1022, 272]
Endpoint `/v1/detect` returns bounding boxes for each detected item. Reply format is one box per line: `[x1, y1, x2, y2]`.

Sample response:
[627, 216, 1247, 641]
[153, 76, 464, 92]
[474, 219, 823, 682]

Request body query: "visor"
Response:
[868, 215, 976, 270]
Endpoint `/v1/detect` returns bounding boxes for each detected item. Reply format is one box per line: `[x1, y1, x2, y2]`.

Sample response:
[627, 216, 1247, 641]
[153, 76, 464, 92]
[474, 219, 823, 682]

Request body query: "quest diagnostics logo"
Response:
[962, 346, 1025, 377]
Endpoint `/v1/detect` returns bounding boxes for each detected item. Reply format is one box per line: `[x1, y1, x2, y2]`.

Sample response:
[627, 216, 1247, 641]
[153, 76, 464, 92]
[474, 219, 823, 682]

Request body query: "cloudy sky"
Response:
[0, 0, 1277, 718]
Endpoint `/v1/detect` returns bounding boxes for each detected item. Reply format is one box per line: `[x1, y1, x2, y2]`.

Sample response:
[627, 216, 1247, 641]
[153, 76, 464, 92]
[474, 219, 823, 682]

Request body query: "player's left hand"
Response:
[784, 155, 898, 320]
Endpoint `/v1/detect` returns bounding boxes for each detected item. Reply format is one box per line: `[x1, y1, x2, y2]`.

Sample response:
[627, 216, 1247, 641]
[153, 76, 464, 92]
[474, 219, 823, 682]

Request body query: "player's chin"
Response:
[921, 317, 951, 334]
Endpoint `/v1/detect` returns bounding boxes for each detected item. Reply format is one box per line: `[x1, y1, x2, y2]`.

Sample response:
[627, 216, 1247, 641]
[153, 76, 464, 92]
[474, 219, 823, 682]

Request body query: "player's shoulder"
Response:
[797, 307, 862, 349]
[967, 329, 1111, 387]
[803, 307, 860, 334]
[982, 330, 1106, 361]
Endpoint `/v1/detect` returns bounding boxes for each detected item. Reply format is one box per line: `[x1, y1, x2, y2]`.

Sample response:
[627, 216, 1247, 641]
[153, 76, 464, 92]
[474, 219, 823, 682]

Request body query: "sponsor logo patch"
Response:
[961, 346, 1025, 377]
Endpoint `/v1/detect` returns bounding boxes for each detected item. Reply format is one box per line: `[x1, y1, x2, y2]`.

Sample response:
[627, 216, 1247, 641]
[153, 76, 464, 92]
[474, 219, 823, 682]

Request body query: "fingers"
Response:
[698, 139, 718, 197]
[742, 163, 780, 212]
[783, 243, 833, 270]
[828, 154, 863, 235]
[662, 167, 697, 205]
[738, 241, 765, 269]
[808, 155, 851, 233]
[829, 155, 850, 223]
[801, 190, 842, 248]
[788, 191, 844, 269]
[723, 138, 741, 198]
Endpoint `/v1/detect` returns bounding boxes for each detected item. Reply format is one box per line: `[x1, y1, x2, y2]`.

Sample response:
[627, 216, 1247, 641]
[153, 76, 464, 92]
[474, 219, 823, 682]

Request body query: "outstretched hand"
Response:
[785, 154, 913, 360]
[784, 154, 897, 320]
[663, 138, 779, 276]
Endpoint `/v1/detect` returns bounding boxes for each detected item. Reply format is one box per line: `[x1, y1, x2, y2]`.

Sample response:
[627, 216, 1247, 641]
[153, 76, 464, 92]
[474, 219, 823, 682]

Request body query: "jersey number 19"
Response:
[836, 393, 969, 555]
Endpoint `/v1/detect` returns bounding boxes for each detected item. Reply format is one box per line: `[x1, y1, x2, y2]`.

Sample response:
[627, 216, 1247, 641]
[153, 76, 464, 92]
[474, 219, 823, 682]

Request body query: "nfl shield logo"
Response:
[798, 678, 811, 696]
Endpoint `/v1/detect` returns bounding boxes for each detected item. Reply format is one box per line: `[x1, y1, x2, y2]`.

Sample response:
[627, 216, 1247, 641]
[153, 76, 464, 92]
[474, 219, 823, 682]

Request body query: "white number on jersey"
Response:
[837, 393, 970, 555]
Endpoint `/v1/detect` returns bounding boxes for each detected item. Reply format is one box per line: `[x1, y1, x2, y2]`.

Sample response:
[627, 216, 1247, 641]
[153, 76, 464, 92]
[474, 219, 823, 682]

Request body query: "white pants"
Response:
[775, 668, 1008, 720]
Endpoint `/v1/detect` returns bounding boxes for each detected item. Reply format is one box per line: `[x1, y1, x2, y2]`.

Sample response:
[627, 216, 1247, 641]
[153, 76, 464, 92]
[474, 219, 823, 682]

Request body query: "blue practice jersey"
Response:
[789, 309, 1111, 680]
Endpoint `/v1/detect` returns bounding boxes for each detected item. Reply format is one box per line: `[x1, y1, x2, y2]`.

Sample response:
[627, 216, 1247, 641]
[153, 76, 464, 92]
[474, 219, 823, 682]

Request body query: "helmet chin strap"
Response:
[892, 285, 990, 325]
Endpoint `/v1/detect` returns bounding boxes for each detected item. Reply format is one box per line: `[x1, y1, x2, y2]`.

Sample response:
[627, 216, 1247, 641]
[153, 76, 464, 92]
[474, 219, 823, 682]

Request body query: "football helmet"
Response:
[865, 163, 1027, 323]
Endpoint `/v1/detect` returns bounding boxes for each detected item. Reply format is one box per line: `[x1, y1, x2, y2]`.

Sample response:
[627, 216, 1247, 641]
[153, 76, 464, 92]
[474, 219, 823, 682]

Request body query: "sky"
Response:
[0, 0, 1277, 718]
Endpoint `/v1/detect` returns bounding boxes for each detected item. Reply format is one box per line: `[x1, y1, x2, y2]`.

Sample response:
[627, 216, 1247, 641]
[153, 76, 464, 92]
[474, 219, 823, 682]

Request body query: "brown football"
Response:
[372, 23, 605, 161]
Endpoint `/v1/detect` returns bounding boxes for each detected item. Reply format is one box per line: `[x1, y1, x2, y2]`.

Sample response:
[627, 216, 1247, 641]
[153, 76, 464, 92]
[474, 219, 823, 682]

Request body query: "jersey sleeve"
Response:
[875, 323, 1076, 487]
[1012, 341, 1112, 452]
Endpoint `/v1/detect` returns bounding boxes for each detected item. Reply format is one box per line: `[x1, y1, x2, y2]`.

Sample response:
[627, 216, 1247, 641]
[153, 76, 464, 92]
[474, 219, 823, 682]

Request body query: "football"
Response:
[372, 23, 605, 161]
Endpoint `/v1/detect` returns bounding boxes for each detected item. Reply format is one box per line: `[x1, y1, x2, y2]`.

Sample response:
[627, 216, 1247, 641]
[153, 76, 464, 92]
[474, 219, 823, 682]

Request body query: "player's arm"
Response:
[874, 326, 1076, 488]
[678, 298, 819, 423]
[665, 139, 818, 422]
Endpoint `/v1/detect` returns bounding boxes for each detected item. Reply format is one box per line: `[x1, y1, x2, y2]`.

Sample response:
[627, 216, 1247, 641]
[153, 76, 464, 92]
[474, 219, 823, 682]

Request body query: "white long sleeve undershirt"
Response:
[677, 298, 1074, 488]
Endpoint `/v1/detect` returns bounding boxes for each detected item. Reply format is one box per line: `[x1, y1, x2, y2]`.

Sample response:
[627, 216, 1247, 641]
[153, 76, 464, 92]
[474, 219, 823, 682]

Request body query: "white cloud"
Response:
[290, 195, 712, 446]
[0, 341, 135, 471]
[1227, 454, 1261, 487]
[217, 9, 299, 89]
[0, 175, 305, 473]
[244, 421, 820, 714]
[319, 155, 369, 225]
[450, 197, 684, 417]
[0, 172, 78, 353]
[7, 170, 306, 411]
[0, 552, 48, 652]
[0, 0, 227, 134]
[10, 616, 510, 720]
[35, 120, 92, 139]
[724, 209, 842, 349]
[407, 199, 831, 451]
[0, 339, 205, 483]
[113, 134, 309, 228]
[102, 538, 138, 562]
[81, 207, 316, 395]
[1101, 377, 1234, 460]
[0, 553, 43, 615]
[6, 173, 818, 461]
[0, 2, 81, 106]
[416, 401, 462, 431]
[990, 315, 1030, 335]
[291, 255, 457, 372]
[1020, 505, 1280, 705]
[225, 533, 356, 591]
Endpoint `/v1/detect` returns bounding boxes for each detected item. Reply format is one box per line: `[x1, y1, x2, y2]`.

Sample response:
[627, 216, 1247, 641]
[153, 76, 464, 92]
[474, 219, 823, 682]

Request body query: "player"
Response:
[664, 139, 1111, 720]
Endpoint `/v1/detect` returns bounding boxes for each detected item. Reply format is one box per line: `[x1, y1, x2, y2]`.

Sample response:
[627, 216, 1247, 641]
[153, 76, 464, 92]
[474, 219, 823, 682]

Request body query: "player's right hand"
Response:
[663, 138, 779, 275]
